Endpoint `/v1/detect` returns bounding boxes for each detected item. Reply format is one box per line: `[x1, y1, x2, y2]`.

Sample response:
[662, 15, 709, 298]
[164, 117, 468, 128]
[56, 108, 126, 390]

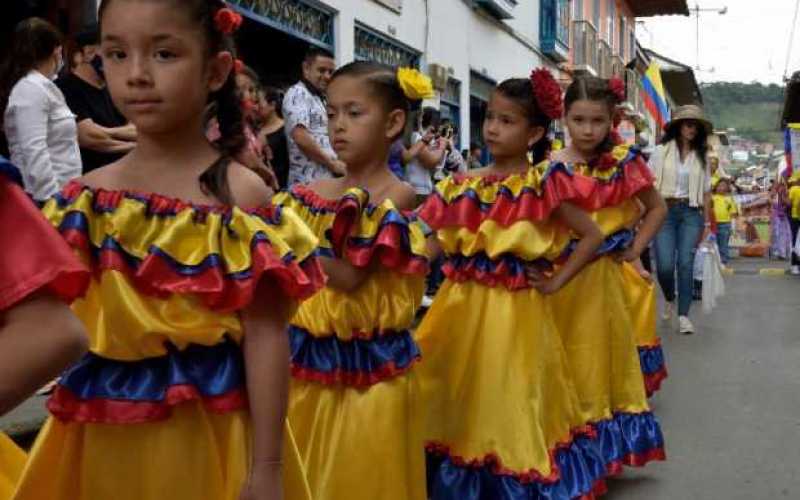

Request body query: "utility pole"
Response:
[691, 3, 728, 71]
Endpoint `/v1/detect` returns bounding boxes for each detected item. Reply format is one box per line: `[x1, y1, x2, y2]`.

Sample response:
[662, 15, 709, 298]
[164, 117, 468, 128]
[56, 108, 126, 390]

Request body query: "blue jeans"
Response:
[654, 202, 705, 316]
[717, 222, 732, 264]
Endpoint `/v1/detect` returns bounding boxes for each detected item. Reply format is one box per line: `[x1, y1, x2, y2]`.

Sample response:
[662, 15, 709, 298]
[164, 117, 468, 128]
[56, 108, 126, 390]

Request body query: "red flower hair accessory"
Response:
[233, 59, 245, 74]
[608, 77, 626, 104]
[214, 7, 243, 35]
[529, 68, 564, 120]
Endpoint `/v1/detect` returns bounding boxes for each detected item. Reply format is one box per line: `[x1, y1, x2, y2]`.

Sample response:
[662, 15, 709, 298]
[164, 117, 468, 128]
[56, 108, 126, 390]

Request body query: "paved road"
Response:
[609, 259, 800, 499]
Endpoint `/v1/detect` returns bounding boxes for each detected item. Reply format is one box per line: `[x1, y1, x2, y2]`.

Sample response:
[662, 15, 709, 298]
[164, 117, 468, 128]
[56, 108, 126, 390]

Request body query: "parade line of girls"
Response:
[0, 1, 672, 499]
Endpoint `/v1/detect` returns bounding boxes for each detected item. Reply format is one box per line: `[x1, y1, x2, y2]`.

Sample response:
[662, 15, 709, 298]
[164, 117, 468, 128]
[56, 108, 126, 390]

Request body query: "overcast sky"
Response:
[639, 0, 800, 84]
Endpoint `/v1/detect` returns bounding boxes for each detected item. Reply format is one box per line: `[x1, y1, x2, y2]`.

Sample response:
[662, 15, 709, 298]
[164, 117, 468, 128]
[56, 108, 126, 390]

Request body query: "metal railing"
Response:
[611, 55, 625, 78]
[572, 20, 598, 75]
[598, 39, 612, 78]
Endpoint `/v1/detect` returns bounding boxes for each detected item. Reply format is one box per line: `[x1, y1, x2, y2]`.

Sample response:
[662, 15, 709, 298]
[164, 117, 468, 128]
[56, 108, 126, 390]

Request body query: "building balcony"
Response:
[540, 0, 570, 62]
[598, 39, 612, 78]
[611, 55, 625, 78]
[572, 20, 598, 76]
[474, 0, 518, 20]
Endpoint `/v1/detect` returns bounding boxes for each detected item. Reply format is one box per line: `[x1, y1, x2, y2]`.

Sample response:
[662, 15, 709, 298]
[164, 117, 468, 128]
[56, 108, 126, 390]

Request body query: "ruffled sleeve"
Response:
[328, 188, 429, 275]
[567, 145, 655, 211]
[42, 182, 324, 314]
[0, 159, 88, 310]
[417, 162, 578, 232]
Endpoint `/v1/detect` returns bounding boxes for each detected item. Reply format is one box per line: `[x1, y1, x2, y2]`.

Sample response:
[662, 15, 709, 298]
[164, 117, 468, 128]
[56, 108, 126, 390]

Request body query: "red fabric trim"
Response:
[0, 179, 89, 310]
[425, 425, 597, 485]
[572, 159, 656, 211]
[442, 259, 531, 290]
[62, 233, 325, 312]
[328, 192, 429, 275]
[290, 185, 339, 211]
[418, 169, 579, 232]
[644, 367, 669, 397]
[607, 447, 667, 472]
[290, 357, 420, 388]
[47, 384, 247, 424]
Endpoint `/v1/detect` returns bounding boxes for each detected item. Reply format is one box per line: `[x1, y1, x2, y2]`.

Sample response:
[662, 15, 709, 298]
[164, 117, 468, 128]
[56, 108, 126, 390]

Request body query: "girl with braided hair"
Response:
[11, 2, 325, 499]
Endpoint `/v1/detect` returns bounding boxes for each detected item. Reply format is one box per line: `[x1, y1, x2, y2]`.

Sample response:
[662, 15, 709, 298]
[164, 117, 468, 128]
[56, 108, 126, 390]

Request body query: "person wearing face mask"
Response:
[1, 18, 81, 201]
[57, 25, 135, 174]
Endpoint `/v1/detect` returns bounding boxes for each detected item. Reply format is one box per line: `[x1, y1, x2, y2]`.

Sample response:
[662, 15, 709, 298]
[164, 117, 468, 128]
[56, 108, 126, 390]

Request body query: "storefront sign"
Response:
[230, 0, 334, 49]
[354, 24, 420, 68]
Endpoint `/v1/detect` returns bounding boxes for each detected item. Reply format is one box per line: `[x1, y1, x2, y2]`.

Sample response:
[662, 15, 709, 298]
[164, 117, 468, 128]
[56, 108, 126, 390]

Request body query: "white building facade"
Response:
[223, 0, 554, 151]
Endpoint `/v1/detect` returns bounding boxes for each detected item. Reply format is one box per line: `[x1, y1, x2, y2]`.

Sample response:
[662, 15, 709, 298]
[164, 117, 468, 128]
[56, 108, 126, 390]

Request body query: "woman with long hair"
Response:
[649, 105, 714, 334]
[1, 18, 81, 201]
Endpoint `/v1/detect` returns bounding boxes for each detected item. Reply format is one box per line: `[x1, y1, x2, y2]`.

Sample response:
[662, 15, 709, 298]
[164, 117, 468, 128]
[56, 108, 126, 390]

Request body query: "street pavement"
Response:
[609, 258, 800, 499]
[3, 258, 799, 498]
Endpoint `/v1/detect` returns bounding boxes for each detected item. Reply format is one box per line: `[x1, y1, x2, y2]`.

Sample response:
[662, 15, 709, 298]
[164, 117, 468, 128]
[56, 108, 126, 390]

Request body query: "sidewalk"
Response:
[0, 395, 47, 445]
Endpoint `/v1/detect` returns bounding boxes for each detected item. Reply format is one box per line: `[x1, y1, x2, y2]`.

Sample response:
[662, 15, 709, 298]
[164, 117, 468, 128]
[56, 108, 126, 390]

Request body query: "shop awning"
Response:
[629, 0, 689, 17]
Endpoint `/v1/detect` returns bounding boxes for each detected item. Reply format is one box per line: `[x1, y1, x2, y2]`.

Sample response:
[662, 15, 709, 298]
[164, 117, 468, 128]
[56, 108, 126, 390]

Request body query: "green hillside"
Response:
[700, 82, 785, 146]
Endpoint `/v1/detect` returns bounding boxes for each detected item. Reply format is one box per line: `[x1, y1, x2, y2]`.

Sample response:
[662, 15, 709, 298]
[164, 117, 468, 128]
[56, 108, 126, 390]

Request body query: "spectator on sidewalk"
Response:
[1, 18, 81, 201]
[283, 47, 343, 185]
[57, 25, 135, 174]
[649, 104, 714, 334]
[712, 178, 738, 265]
[404, 107, 446, 205]
[789, 173, 800, 275]
[258, 86, 289, 189]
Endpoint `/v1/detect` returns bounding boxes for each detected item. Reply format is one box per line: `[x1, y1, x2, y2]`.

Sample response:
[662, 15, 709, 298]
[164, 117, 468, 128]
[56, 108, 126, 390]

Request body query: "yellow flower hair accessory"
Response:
[397, 67, 435, 100]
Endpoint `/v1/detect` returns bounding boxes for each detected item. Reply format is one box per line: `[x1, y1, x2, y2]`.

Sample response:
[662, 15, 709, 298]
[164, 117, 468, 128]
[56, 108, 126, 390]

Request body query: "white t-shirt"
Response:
[405, 132, 433, 195]
[282, 81, 336, 186]
[4, 70, 81, 201]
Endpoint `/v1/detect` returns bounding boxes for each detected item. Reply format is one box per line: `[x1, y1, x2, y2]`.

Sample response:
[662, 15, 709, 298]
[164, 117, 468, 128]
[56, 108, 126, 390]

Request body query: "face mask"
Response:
[91, 54, 105, 79]
[51, 55, 64, 80]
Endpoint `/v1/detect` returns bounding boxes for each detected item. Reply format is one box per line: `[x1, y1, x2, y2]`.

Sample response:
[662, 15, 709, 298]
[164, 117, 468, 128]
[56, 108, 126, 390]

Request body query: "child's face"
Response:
[100, 0, 231, 135]
[326, 75, 404, 168]
[483, 91, 544, 161]
[717, 181, 730, 194]
[564, 99, 612, 156]
[236, 74, 258, 105]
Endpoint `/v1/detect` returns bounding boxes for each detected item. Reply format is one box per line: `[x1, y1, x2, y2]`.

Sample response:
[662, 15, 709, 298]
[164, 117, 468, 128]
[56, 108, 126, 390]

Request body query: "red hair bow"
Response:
[214, 7, 243, 35]
[608, 77, 626, 103]
[530, 68, 564, 120]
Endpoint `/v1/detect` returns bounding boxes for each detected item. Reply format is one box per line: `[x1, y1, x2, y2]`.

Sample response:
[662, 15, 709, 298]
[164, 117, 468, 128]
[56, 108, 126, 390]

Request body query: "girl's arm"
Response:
[528, 202, 604, 295]
[0, 292, 88, 415]
[320, 258, 372, 292]
[618, 186, 667, 262]
[240, 282, 293, 500]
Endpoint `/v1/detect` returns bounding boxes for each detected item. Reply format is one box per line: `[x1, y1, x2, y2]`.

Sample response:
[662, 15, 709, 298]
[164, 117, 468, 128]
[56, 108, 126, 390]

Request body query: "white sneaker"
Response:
[679, 315, 695, 335]
[662, 302, 675, 322]
[791, 265, 800, 276]
[421, 295, 434, 309]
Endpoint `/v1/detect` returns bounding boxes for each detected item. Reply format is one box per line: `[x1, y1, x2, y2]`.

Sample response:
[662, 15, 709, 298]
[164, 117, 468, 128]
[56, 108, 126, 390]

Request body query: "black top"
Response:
[266, 128, 289, 190]
[56, 73, 128, 174]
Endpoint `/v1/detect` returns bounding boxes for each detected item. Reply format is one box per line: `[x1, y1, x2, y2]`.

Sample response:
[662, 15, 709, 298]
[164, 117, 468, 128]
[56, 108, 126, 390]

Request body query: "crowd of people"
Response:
[0, 1, 754, 500]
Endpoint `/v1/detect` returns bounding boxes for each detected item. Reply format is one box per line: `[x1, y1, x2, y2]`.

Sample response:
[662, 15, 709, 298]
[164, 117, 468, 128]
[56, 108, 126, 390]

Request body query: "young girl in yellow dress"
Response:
[273, 62, 432, 500]
[11, 2, 324, 499]
[548, 76, 668, 476]
[415, 69, 609, 499]
[0, 157, 89, 500]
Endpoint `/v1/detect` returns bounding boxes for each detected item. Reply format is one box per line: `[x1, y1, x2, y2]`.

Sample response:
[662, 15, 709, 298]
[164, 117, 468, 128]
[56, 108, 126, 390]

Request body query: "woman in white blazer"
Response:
[1, 18, 81, 201]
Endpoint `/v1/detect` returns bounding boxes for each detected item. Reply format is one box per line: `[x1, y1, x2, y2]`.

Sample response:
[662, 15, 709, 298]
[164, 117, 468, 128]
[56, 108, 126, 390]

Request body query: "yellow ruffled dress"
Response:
[274, 186, 429, 500]
[547, 145, 666, 479]
[415, 164, 611, 499]
[0, 434, 25, 500]
[11, 182, 324, 500]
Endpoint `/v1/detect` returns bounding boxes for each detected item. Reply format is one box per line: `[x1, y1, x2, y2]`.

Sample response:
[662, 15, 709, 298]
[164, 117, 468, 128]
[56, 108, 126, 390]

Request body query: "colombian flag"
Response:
[642, 62, 669, 129]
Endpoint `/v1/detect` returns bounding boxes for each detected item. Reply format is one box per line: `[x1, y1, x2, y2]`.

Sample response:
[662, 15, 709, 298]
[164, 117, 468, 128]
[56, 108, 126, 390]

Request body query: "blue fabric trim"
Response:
[425, 411, 665, 500]
[444, 252, 554, 276]
[426, 433, 606, 500]
[638, 344, 666, 376]
[561, 229, 634, 260]
[289, 325, 420, 376]
[0, 157, 23, 186]
[58, 338, 244, 401]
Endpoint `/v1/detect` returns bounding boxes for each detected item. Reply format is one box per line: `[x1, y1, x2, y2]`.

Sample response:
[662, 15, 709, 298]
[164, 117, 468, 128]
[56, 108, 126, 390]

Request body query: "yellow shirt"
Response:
[712, 194, 737, 223]
[790, 186, 800, 219]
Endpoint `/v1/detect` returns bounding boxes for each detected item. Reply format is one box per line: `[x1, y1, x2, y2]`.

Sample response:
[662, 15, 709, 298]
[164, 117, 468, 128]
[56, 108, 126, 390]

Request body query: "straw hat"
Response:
[664, 104, 713, 133]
